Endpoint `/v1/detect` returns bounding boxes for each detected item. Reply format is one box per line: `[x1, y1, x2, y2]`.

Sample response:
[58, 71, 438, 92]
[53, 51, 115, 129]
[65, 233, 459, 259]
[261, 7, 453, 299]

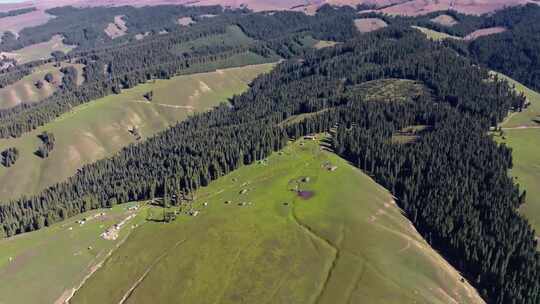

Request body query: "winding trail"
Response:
[118, 239, 186, 304]
[64, 223, 139, 304]
[290, 204, 338, 304]
[501, 125, 540, 130]
[131, 99, 195, 110]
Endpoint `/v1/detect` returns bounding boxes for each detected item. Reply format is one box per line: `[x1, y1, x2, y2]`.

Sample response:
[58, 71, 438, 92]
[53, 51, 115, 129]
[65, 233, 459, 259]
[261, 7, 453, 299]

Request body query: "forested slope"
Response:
[0, 5, 357, 138]
[360, 3, 540, 92]
[0, 27, 537, 303]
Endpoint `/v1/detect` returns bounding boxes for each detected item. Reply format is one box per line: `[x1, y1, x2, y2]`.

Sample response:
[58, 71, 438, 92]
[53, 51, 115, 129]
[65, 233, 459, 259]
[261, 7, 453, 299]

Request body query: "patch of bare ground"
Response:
[177, 16, 194, 26]
[463, 26, 507, 40]
[134, 32, 149, 40]
[378, 0, 533, 16]
[354, 18, 388, 33]
[431, 14, 458, 26]
[104, 15, 128, 39]
[0, 8, 54, 34]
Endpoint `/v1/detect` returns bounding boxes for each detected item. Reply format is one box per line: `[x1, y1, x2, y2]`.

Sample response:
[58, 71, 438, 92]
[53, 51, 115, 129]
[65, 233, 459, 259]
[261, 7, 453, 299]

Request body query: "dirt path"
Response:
[291, 203, 339, 304]
[118, 239, 186, 304]
[501, 125, 540, 130]
[130, 99, 195, 110]
[63, 225, 137, 304]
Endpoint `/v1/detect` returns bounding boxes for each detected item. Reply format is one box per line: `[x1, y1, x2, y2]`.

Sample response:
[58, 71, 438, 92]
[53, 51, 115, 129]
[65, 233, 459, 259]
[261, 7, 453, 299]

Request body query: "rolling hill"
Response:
[70, 138, 483, 304]
[0, 63, 275, 201]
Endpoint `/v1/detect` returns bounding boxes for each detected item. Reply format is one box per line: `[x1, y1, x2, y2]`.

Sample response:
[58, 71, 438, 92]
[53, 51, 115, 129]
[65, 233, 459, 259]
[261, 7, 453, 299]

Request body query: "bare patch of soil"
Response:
[177, 16, 195, 26]
[378, 0, 532, 16]
[464, 27, 507, 40]
[354, 18, 388, 33]
[104, 15, 128, 39]
[431, 14, 458, 26]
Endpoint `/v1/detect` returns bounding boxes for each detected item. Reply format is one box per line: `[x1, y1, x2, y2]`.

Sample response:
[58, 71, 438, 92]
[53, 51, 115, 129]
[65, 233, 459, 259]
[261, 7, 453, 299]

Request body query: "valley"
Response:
[0, 2, 539, 304]
[0, 63, 275, 201]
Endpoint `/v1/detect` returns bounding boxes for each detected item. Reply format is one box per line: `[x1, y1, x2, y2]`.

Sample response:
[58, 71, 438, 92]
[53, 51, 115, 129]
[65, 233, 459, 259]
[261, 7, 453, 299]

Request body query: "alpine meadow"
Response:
[0, 1, 540, 304]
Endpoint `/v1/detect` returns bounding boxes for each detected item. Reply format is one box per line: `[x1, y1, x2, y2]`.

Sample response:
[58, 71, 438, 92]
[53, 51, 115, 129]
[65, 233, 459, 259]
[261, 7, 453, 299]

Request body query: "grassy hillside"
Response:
[494, 71, 540, 128]
[410, 26, 450, 42]
[411, 26, 461, 41]
[2, 35, 75, 64]
[71, 138, 483, 304]
[499, 129, 540, 234]
[0, 62, 84, 109]
[0, 202, 147, 304]
[0, 63, 275, 201]
[494, 72, 540, 235]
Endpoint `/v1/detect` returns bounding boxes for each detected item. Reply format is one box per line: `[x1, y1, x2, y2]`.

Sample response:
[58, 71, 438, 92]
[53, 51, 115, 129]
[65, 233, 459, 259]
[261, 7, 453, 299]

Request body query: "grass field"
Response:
[0, 202, 147, 304]
[499, 129, 540, 234]
[413, 26, 506, 42]
[493, 71, 540, 128]
[0, 62, 84, 109]
[0, 63, 275, 201]
[411, 26, 461, 41]
[2, 35, 76, 64]
[71, 138, 483, 304]
[494, 72, 540, 235]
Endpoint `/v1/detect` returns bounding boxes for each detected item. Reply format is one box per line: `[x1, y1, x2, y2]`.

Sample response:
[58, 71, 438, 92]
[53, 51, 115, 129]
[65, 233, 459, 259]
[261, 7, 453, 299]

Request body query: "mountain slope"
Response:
[71, 139, 483, 304]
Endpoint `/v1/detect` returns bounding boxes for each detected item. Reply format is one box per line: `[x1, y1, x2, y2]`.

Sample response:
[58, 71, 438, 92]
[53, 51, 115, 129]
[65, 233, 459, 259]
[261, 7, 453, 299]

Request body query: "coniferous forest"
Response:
[0, 4, 539, 304]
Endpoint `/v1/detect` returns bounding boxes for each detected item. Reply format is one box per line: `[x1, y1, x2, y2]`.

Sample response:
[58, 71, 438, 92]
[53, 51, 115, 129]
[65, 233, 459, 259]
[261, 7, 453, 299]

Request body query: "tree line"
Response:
[0, 7, 356, 138]
[359, 4, 540, 92]
[0, 27, 536, 303]
[1, 147, 18, 167]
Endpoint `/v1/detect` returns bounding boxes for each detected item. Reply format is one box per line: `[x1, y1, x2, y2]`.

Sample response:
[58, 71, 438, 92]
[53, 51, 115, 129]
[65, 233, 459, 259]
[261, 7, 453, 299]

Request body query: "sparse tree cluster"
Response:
[144, 91, 153, 101]
[1, 147, 19, 167]
[35, 131, 55, 158]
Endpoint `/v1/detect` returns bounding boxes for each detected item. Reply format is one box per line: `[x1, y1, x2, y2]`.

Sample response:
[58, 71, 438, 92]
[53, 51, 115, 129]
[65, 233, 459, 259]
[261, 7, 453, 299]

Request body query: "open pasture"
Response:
[0, 62, 84, 109]
[1, 35, 76, 64]
[413, 25, 507, 41]
[0, 202, 147, 304]
[71, 138, 483, 304]
[495, 72, 540, 235]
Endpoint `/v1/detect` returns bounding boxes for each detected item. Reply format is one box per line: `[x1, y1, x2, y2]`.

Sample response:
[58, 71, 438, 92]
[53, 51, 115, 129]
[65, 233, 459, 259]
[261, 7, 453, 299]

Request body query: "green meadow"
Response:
[0, 63, 275, 201]
[71, 139, 482, 304]
[0, 202, 147, 304]
[0, 62, 84, 109]
[493, 71, 540, 128]
[7, 35, 76, 64]
[411, 26, 461, 41]
[495, 72, 540, 234]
